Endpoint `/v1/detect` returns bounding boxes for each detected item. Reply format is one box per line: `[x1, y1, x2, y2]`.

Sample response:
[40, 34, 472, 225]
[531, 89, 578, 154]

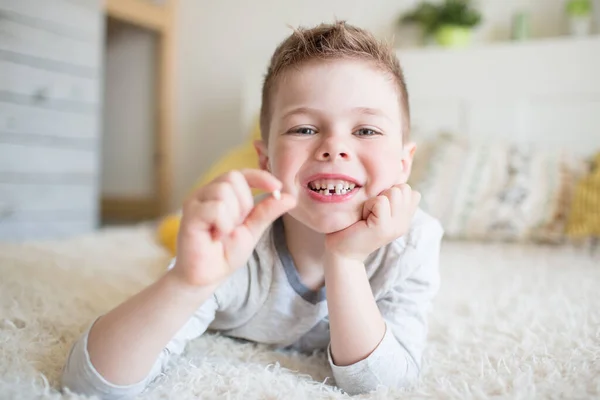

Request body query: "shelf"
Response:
[105, 0, 171, 32]
[396, 34, 600, 56]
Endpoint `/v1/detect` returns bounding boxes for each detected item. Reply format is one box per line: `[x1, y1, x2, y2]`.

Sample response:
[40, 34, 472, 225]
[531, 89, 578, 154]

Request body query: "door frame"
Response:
[101, 0, 176, 221]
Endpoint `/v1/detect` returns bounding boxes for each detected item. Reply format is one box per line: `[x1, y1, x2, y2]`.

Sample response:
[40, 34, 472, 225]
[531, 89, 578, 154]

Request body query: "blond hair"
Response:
[259, 21, 410, 142]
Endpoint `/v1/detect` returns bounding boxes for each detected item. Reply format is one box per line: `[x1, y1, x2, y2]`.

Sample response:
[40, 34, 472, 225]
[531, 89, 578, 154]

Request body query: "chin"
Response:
[293, 209, 360, 234]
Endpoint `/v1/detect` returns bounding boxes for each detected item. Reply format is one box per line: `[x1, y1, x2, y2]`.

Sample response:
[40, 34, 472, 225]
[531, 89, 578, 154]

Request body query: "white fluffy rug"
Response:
[1, 226, 599, 400]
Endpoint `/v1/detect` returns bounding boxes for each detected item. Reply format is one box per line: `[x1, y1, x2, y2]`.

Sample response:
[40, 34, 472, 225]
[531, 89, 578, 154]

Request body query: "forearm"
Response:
[324, 254, 385, 366]
[327, 324, 419, 395]
[86, 270, 218, 385]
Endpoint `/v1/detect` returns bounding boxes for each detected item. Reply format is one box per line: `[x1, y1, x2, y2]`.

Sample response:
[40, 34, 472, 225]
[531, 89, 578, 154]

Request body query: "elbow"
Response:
[59, 338, 147, 400]
[60, 353, 94, 398]
[384, 356, 421, 392]
[391, 361, 421, 391]
[60, 346, 100, 399]
[338, 359, 421, 396]
[60, 367, 144, 400]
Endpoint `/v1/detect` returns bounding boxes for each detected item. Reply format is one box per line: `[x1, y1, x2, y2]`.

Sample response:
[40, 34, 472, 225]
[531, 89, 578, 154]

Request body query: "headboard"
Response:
[242, 35, 600, 157]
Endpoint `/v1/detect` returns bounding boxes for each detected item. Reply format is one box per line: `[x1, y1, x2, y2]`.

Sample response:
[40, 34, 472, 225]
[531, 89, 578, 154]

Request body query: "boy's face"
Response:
[255, 59, 415, 234]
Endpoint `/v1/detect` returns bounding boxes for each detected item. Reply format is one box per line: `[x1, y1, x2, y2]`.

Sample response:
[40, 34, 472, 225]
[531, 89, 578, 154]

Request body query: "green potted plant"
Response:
[565, 0, 593, 36]
[399, 0, 482, 48]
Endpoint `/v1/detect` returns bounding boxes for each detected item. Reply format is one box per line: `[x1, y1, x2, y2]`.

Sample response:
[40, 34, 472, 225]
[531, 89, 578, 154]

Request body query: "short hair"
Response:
[259, 21, 410, 143]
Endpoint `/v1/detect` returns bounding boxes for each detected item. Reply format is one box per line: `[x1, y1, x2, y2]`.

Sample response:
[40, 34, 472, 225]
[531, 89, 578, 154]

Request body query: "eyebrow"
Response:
[281, 107, 321, 120]
[281, 106, 391, 122]
[351, 107, 391, 121]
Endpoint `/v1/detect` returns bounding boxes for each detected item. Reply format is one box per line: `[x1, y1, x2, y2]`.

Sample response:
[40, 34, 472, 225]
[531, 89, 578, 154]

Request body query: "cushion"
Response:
[566, 152, 600, 239]
[157, 122, 263, 255]
[188, 124, 262, 193]
[409, 133, 583, 243]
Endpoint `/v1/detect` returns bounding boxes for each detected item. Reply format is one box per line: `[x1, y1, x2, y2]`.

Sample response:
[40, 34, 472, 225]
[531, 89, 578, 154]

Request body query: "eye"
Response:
[354, 128, 381, 137]
[289, 126, 317, 135]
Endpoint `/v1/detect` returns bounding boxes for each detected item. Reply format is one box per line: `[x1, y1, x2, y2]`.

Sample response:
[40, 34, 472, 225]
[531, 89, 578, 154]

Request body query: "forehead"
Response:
[271, 59, 402, 122]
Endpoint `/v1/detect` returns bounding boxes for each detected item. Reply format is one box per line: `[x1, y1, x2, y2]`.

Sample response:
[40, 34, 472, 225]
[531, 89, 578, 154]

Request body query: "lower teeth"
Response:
[315, 189, 348, 196]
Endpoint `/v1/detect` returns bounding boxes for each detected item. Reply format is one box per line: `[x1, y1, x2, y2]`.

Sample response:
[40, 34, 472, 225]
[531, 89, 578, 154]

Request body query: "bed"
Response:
[2, 36, 600, 399]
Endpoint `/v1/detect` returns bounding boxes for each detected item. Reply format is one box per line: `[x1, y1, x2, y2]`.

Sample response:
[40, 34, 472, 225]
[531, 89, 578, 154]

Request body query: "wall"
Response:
[171, 0, 571, 211]
[400, 35, 600, 157]
[0, 0, 103, 240]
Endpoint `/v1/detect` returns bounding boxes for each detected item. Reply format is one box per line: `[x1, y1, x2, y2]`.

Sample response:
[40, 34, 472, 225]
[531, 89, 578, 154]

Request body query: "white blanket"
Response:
[1, 226, 598, 399]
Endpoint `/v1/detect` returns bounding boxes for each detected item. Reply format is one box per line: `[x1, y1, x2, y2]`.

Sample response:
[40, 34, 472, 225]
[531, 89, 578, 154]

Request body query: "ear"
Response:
[253, 140, 270, 172]
[401, 141, 417, 177]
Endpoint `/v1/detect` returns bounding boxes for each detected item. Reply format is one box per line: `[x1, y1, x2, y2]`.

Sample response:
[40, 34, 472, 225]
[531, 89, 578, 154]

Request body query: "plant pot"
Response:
[595, 0, 600, 33]
[434, 25, 473, 48]
[568, 15, 593, 36]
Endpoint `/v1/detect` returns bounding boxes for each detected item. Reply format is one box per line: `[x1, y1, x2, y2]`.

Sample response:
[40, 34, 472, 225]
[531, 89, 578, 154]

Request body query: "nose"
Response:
[315, 136, 350, 161]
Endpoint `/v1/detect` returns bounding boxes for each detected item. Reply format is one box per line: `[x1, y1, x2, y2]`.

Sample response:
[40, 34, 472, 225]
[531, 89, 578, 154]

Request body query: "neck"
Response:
[282, 214, 327, 289]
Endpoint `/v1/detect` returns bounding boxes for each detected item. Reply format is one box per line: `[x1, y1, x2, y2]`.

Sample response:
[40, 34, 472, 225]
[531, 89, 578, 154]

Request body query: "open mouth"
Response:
[307, 179, 360, 196]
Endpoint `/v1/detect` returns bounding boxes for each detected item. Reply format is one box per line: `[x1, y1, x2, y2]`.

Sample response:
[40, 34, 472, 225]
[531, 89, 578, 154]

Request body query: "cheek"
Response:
[363, 148, 405, 195]
[269, 142, 306, 187]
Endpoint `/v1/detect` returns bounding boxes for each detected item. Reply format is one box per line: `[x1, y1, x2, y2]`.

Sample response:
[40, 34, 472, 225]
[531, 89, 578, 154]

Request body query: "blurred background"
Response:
[1, 0, 599, 242]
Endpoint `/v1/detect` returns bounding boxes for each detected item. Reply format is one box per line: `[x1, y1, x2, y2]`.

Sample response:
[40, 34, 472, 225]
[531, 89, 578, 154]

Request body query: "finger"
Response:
[182, 200, 236, 237]
[221, 170, 254, 224]
[198, 181, 240, 223]
[396, 184, 420, 211]
[242, 192, 297, 240]
[398, 184, 412, 203]
[383, 185, 403, 218]
[211, 204, 236, 239]
[240, 169, 282, 193]
[366, 196, 391, 228]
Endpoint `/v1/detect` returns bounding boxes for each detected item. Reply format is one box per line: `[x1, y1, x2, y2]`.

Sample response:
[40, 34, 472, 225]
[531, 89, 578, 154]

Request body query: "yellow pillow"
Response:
[157, 123, 263, 256]
[566, 152, 600, 239]
[157, 213, 181, 256]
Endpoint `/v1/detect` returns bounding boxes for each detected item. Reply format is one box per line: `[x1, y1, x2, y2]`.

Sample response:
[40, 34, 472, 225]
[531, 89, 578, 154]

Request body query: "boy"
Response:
[61, 21, 443, 398]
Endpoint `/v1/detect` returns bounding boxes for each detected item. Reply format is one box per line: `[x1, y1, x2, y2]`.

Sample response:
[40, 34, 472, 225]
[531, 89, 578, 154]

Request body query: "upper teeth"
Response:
[309, 180, 356, 195]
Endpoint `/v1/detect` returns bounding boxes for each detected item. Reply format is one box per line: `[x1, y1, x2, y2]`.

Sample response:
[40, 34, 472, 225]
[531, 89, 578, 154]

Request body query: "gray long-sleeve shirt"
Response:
[61, 209, 443, 398]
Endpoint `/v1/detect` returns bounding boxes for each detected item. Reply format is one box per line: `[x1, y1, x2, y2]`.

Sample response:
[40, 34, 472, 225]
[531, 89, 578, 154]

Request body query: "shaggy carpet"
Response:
[0, 226, 598, 400]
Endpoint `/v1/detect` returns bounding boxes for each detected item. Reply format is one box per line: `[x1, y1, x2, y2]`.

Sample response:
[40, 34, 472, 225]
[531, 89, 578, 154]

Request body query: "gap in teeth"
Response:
[309, 179, 356, 194]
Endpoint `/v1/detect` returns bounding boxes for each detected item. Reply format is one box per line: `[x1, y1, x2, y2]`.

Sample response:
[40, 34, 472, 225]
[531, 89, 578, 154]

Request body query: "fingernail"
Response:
[272, 189, 281, 200]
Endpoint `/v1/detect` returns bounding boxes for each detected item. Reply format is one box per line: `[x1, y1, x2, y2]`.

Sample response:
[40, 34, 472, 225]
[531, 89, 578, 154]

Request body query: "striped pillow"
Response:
[410, 133, 582, 243]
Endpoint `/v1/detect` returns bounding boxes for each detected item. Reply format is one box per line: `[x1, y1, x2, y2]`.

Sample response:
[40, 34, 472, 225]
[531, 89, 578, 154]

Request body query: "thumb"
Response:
[243, 193, 297, 239]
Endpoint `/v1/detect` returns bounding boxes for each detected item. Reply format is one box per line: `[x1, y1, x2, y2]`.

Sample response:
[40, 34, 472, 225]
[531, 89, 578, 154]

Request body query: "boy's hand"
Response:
[325, 184, 421, 262]
[171, 169, 296, 288]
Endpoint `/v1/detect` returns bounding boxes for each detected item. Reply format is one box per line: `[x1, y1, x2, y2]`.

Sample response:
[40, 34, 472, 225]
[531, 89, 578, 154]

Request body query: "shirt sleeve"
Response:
[327, 221, 443, 395]
[61, 259, 220, 400]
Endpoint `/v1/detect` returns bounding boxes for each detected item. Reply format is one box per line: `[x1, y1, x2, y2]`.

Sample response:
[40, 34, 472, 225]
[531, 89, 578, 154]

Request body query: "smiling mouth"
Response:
[307, 179, 360, 196]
